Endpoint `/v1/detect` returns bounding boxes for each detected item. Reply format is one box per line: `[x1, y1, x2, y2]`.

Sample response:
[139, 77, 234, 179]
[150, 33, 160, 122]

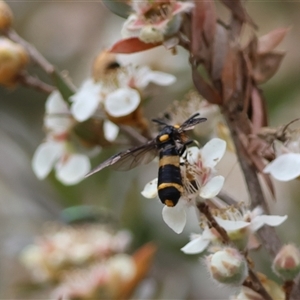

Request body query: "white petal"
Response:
[46, 90, 69, 114]
[104, 120, 119, 142]
[162, 203, 186, 234]
[32, 141, 64, 179]
[199, 175, 224, 198]
[201, 138, 226, 168]
[55, 154, 91, 185]
[136, 68, 176, 88]
[105, 88, 140, 117]
[186, 146, 200, 164]
[141, 178, 158, 198]
[121, 14, 140, 38]
[263, 153, 300, 181]
[70, 79, 102, 122]
[214, 217, 250, 231]
[250, 215, 287, 232]
[181, 236, 210, 254]
[45, 116, 73, 134]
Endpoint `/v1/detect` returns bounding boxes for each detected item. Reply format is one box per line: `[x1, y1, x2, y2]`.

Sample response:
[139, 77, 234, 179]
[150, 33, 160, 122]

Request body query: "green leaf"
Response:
[52, 69, 76, 103]
[60, 205, 118, 225]
[102, 0, 131, 18]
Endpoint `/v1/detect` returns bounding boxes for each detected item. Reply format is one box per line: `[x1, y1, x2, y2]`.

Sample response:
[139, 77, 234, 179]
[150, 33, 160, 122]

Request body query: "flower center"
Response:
[143, 2, 173, 24]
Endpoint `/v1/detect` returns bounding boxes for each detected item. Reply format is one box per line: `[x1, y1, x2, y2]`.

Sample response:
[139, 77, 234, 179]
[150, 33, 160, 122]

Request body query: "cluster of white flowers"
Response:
[32, 63, 176, 185]
[70, 65, 176, 122]
[52, 254, 136, 300]
[20, 224, 132, 283]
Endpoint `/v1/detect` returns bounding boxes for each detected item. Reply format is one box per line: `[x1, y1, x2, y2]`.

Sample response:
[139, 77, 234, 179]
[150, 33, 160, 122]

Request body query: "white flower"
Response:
[214, 206, 287, 234]
[70, 66, 175, 122]
[33, 91, 92, 185]
[141, 138, 226, 233]
[32, 140, 91, 185]
[122, 0, 194, 42]
[263, 153, 300, 181]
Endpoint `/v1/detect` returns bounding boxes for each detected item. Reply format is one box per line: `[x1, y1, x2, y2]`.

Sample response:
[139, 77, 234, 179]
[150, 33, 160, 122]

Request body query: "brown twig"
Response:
[284, 280, 295, 300]
[224, 112, 282, 258]
[119, 125, 149, 146]
[17, 72, 55, 94]
[242, 269, 273, 300]
[197, 202, 230, 244]
[217, 191, 239, 206]
[4, 28, 54, 74]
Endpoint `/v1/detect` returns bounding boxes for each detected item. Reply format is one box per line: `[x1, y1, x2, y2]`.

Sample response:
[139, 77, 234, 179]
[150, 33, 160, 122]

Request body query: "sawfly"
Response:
[86, 113, 206, 207]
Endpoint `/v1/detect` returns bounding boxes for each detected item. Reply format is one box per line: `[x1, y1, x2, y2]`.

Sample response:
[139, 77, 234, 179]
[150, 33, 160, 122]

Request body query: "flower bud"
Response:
[0, 37, 28, 86]
[139, 25, 164, 43]
[92, 50, 120, 82]
[272, 244, 300, 280]
[0, 1, 13, 30]
[206, 247, 248, 285]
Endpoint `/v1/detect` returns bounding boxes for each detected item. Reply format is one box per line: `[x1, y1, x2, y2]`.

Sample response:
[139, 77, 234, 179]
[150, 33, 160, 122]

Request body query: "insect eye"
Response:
[159, 134, 170, 142]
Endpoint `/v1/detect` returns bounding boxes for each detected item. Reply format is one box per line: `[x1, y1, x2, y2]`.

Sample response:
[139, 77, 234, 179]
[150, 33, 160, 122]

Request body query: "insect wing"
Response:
[85, 140, 158, 177]
[178, 113, 207, 133]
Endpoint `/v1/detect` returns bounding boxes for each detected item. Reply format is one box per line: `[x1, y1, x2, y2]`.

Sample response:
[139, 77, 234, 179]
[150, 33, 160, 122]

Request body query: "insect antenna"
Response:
[151, 118, 169, 126]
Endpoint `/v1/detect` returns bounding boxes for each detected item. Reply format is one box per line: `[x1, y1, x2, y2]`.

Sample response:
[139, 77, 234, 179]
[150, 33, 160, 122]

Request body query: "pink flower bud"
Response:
[273, 244, 300, 280]
[206, 247, 248, 285]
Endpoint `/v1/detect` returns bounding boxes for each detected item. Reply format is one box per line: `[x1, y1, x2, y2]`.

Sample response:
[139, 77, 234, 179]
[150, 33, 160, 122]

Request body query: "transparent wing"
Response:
[86, 140, 158, 177]
[178, 113, 207, 133]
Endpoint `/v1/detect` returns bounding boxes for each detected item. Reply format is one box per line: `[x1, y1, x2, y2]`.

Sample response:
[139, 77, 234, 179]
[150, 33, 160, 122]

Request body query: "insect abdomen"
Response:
[157, 146, 183, 207]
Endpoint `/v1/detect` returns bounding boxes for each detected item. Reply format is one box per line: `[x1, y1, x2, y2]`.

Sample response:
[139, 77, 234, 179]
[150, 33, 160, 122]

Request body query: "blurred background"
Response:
[1, 1, 300, 298]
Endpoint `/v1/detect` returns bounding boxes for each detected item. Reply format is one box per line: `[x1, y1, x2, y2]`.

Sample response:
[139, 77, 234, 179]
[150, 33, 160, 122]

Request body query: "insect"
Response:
[86, 113, 207, 207]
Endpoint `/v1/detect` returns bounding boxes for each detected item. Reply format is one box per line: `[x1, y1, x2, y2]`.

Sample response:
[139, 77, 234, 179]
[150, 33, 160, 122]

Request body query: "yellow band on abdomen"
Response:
[158, 182, 183, 193]
[159, 155, 180, 168]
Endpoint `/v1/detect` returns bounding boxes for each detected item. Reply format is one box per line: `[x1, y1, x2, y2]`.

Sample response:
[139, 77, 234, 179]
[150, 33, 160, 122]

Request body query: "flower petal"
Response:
[186, 146, 200, 164]
[104, 120, 119, 142]
[214, 217, 250, 231]
[70, 79, 102, 122]
[141, 178, 158, 198]
[263, 153, 300, 181]
[201, 138, 226, 168]
[181, 236, 210, 254]
[136, 69, 176, 88]
[162, 203, 186, 234]
[44, 90, 73, 133]
[46, 90, 69, 114]
[199, 175, 224, 198]
[55, 154, 91, 185]
[105, 88, 140, 117]
[250, 215, 287, 232]
[44, 115, 73, 134]
[32, 141, 64, 179]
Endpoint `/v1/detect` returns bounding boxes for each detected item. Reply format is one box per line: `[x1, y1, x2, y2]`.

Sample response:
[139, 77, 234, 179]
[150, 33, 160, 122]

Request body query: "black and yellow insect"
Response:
[86, 113, 206, 207]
